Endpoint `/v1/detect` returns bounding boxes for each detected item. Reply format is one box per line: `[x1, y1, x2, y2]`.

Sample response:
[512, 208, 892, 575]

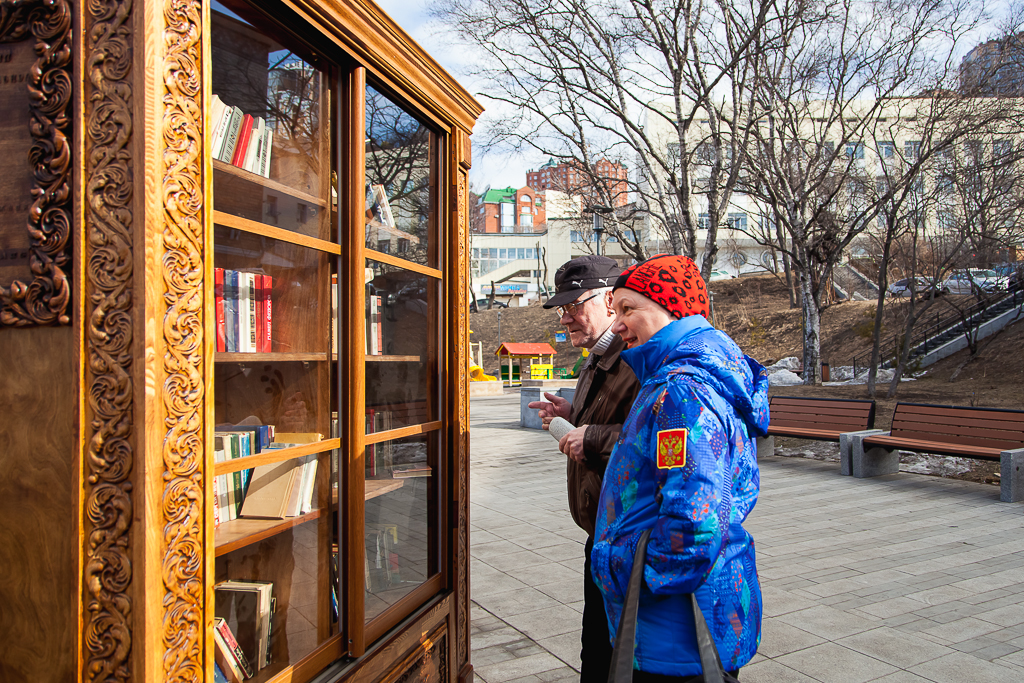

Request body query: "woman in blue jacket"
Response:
[592, 255, 770, 681]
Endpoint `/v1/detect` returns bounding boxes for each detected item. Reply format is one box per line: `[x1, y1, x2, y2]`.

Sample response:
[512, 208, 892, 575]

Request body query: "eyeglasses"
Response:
[556, 293, 599, 318]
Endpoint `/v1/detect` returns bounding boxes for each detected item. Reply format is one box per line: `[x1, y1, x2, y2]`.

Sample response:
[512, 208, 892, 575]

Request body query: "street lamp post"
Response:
[589, 205, 612, 257]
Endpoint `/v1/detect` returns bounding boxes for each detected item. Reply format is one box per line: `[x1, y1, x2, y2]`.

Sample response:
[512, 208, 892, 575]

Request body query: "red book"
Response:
[231, 114, 254, 167]
[214, 267, 226, 353]
[262, 275, 273, 353]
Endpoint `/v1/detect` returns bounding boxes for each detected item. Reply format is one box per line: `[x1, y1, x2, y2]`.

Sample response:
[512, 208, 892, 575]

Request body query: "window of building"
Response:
[822, 141, 835, 155]
[570, 230, 585, 242]
[521, 196, 532, 203]
[878, 141, 895, 158]
[727, 213, 748, 231]
[377, 239, 390, 253]
[993, 139, 1012, 157]
[845, 142, 865, 159]
[904, 140, 921, 159]
[397, 238, 410, 253]
[697, 213, 711, 230]
[520, 214, 533, 227]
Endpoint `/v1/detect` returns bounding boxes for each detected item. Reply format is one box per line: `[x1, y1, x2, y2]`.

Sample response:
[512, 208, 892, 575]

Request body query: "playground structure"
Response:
[494, 342, 559, 386]
[469, 361, 497, 382]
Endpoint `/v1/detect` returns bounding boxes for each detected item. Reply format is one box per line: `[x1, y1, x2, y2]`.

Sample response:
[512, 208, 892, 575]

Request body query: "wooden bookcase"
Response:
[0, 0, 480, 681]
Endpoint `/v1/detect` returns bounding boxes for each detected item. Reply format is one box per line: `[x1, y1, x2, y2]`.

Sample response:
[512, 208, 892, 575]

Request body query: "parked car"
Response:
[707, 269, 736, 281]
[469, 298, 508, 312]
[940, 269, 1008, 295]
[887, 277, 940, 298]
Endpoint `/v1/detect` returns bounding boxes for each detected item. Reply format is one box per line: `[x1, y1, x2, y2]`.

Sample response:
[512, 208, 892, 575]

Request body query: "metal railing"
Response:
[851, 280, 1024, 378]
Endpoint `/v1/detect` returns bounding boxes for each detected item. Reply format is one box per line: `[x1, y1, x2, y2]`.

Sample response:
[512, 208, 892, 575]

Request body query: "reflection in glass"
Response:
[364, 431, 438, 622]
[214, 225, 329, 356]
[364, 260, 439, 429]
[215, 446, 335, 676]
[365, 85, 437, 267]
[211, 0, 330, 240]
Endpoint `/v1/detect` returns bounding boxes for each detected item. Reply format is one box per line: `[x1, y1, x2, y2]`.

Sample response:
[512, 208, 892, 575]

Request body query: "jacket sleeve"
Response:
[642, 382, 731, 596]
[582, 423, 622, 474]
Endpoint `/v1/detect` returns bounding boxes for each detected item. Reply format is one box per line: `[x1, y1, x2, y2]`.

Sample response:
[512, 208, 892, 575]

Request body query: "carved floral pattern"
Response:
[82, 0, 136, 677]
[160, 0, 205, 680]
[456, 167, 470, 670]
[0, 0, 73, 326]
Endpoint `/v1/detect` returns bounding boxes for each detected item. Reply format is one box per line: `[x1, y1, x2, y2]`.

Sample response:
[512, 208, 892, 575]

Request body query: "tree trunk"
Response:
[800, 274, 821, 385]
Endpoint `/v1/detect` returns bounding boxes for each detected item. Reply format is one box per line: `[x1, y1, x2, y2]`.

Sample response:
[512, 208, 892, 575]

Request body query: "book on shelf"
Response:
[366, 293, 383, 355]
[242, 117, 264, 174]
[212, 623, 247, 683]
[258, 126, 273, 178]
[218, 107, 244, 163]
[210, 97, 235, 161]
[213, 662, 231, 683]
[331, 274, 337, 354]
[215, 580, 274, 671]
[216, 270, 273, 355]
[392, 464, 431, 479]
[214, 616, 254, 679]
[214, 267, 226, 353]
[231, 113, 255, 168]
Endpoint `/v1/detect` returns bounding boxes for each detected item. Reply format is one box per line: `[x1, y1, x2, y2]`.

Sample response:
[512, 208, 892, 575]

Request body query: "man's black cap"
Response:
[543, 255, 622, 309]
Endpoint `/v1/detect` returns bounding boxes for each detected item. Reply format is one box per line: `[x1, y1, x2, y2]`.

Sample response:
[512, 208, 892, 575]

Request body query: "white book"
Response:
[243, 117, 265, 173]
[213, 447, 229, 525]
[259, 127, 274, 178]
[211, 99, 235, 160]
[237, 273, 252, 353]
[209, 95, 227, 151]
[299, 459, 318, 514]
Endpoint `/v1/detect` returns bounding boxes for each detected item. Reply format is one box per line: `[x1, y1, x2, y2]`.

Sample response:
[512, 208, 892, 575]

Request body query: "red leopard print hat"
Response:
[613, 254, 710, 319]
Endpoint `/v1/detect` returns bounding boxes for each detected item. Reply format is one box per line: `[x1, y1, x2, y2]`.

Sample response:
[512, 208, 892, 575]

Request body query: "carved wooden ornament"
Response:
[0, 0, 73, 326]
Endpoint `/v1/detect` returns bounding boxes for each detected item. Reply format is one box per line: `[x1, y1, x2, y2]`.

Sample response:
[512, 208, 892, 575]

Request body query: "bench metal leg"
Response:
[1000, 449, 1024, 503]
[756, 435, 774, 460]
[849, 432, 899, 478]
[839, 430, 885, 476]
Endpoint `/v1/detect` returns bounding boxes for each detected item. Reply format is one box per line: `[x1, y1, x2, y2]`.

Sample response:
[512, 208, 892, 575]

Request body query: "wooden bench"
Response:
[844, 402, 1024, 502]
[759, 396, 878, 463]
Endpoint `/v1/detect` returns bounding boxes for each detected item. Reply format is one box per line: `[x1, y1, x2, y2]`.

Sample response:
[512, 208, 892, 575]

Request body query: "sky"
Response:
[374, 0, 541, 192]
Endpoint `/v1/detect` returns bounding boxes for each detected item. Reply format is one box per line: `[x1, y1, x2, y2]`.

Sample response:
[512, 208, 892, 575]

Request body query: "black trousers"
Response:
[581, 537, 613, 683]
[631, 671, 740, 682]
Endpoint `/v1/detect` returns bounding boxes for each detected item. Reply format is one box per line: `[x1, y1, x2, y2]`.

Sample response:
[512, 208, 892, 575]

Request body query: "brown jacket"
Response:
[567, 333, 640, 537]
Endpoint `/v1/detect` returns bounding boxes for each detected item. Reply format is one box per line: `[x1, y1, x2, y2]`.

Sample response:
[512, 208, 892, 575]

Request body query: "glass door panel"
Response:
[364, 431, 440, 622]
[365, 85, 439, 269]
[211, 0, 331, 242]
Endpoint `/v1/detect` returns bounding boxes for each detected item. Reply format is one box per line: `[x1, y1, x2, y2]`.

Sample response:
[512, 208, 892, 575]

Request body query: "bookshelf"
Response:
[0, 0, 479, 679]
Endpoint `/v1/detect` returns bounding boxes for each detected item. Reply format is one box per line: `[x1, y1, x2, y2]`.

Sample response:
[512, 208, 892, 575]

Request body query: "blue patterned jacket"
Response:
[592, 315, 770, 676]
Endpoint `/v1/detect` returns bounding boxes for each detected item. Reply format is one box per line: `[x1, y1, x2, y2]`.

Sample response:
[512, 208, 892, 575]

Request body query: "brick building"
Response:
[960, 33, 1024, 96]
[473, 186, 546, 233]
[526, 157, 629, 208]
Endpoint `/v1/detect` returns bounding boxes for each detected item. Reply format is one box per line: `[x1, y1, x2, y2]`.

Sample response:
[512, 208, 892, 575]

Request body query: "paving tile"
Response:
[837, 626, 954, 668]
[775, 605, 878, 641]
[756, 618, 826, 658]
[473, 652, 566, 683]
[475, 587, 564, 619]
[503, 605, 584, 641]
[920, 616, 1002, 643]
[534, 632, 582, 671]
[775, 641, 897, 683]
[738, 659, 820, 682]
[910, 651, 1022, 683]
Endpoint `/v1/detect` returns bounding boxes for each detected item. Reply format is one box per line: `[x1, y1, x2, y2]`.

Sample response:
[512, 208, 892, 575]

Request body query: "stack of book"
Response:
[214, 268, 272, 353]
[214, 580, 275, 681]
[213, 428, 324, 526]
[211, 94, 274, 178]
[365, 524, 400, 592]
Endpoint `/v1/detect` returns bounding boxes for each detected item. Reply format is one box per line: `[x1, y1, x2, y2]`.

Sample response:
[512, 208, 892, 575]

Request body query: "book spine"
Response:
[366, 408, 376, 476]
[213, 104, 234, 160]
[216, 619, 255, 678]
[212, 474, 221, 527]
[263, 275, 273, 353]
[331, 275, 338, 354]
[236, 272, 251, 354]
[243, 118, 264, 173]
[228, 434, 242, 520]
[253, 274, 264, 355]
[260, 127, 273, 178]
[219, 107, 244, 163]
[209, 95, 227, 153]
[247, 274, 258, 353]
[212, 627, 245, 683]
[214, 267, 226, 353]
[375, 295, 383, 355]
[370, 295, 379, 355]
[224, 270, 238, 353]
[231, 113, 254, 167]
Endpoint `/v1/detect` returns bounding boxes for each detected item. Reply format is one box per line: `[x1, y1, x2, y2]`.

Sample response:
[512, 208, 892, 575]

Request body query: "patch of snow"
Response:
[768, 369, 803, 386]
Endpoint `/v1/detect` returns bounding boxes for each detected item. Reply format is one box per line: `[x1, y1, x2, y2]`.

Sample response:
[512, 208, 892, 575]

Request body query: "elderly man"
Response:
[528, 254, 640, 682]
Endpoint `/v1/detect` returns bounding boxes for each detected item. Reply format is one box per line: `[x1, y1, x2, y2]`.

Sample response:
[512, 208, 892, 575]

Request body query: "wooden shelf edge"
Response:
[213, 158, 327, 207]
[215, 508, 324, 556]
[215, 439, 340, 476]
[213, 210, 341, 255]
[217, 351, 330, 362]
[365, 354, 421, 362]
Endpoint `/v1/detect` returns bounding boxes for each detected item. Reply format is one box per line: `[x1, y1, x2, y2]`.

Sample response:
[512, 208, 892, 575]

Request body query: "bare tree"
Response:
[430, 0, 778, 279]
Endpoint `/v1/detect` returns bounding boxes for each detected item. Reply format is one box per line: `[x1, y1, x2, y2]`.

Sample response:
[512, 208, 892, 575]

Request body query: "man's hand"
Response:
[527, 392, 571, 429]
[559, 425, 588, 463]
